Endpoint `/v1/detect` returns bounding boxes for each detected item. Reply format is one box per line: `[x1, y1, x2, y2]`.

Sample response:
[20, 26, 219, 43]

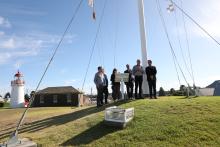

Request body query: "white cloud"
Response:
[0, 31, 5, 36]
[0, 35, 43, 64]
[1, 38, 15, 49]
[183, 0, 220, 38]
[169, 0, 220, 39]
[0, 16, 11, 28]
[0, 33, 76, 65]
[0, 53, 11, 64]
[0, 36, 42, 50]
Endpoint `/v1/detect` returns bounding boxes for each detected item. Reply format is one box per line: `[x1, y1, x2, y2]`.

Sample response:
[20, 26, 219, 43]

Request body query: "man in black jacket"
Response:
[145, 60, 157, 99]
[124, 64, 134, 99]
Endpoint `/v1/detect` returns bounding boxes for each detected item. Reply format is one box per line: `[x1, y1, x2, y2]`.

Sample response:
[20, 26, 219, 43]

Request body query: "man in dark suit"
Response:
[145, 60, 157, 99]
[124, 64, 134, 99]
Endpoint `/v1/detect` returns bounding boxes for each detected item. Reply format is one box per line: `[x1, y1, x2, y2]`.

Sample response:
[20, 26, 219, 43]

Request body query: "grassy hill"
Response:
[0, 96, 220, 146]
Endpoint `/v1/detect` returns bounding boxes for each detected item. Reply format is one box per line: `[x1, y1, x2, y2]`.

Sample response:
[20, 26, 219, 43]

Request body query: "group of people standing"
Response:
[94, 59, 157, 107]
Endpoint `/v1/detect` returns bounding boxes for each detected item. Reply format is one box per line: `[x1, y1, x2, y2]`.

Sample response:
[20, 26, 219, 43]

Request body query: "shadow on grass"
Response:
[177, 96, 199, 99]
[0, 100, 130, 141]
[61, 121, 119, 146]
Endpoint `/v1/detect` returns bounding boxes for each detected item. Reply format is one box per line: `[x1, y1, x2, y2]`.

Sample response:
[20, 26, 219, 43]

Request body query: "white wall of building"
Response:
[198, 88, 214, 96]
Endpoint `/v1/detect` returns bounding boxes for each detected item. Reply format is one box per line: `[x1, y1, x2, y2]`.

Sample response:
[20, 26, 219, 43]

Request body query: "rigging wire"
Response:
[173, 7, 194, 82]
[156, 0, 190, 87]
[97, 36, 103, 66]
[81, 0, 107, 91]
[178, 0, 196, 86]
[96, 19, 105, 68]
[101, 40, 105, 68]
[97, 37, 105, 67]
[171, 0, 220, 46]
[9, 0, 84, 140]
[113, 0, 119, 68]
[172, 52, 182, 86]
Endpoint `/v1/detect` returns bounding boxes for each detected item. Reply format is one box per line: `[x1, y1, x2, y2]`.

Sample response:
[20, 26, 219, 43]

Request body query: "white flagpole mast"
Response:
[138, 0, 149, 96]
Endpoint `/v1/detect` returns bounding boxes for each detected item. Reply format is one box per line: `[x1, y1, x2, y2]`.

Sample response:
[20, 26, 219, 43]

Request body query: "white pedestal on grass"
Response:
[104, 106, 134, 128]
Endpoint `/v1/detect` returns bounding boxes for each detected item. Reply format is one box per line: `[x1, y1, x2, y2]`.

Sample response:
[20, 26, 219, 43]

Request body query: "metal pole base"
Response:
[142, 94, 150, 98]
[1, 138, 37, 147]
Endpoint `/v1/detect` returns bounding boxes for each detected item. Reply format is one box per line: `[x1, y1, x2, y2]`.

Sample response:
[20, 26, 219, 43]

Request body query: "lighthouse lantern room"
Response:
[11, 71, 25, 108]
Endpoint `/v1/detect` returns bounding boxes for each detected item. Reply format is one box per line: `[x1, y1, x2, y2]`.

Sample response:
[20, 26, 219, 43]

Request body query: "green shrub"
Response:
[0, 102, 4, 107]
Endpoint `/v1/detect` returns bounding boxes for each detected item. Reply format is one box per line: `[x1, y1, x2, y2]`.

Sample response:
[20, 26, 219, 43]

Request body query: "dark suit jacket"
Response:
[145, 66, 157, 81]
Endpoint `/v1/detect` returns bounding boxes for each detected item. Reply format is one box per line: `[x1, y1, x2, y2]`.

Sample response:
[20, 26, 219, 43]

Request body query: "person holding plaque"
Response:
[132, 59, 144, 99]
[111, 68, 120, 101]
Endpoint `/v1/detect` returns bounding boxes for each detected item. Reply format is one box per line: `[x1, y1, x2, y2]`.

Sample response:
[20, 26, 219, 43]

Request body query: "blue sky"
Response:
[0, 0, 220, 95]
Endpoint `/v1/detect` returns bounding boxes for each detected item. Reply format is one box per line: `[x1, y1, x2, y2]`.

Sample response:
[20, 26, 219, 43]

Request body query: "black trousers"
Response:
[112, 84, 120, 100]
[148, 80, 156, 98]
[103, 86, 109, 104]
[96, 86, 104, 106]
[126, 83, 133, 99]
[135, 76, 143, 98]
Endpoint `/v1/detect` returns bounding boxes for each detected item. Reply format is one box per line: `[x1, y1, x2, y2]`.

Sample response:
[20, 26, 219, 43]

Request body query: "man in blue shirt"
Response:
[94, 66, 104, 107]
[132, 59, 144, 99]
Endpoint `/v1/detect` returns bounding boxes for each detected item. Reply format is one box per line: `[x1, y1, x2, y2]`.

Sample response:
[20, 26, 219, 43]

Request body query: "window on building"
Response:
[53, 95, 58, 103]
[40, 95, 44, 104]
[67, 94, 71, 103]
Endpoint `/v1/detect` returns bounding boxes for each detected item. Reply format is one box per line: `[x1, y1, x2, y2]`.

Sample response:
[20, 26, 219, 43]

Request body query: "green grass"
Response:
[0, 96, 220, 146]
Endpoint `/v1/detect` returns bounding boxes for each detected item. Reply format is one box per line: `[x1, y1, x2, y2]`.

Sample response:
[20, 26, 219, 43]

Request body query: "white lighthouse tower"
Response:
[11, 71, 25, 108]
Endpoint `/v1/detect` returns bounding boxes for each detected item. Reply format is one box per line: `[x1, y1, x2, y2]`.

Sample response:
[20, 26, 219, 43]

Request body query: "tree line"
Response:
[0, 91, 35, 103]
[159, 85, 196, 96]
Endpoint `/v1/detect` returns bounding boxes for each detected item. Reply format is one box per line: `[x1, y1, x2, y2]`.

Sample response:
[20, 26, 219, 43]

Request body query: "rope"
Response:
[172, 53, 182, 86]
[179, 0, 196, 86]
[97, 37, 104, 66]
[81, 0, 107, 91]
[113, 0, 119, 68]
[10, 0, 84, 139]
[97, 24, 105, 67]
[173, 8, 194, 82]
[156, 0, 190, 87]
[172, 0, 220, 46]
